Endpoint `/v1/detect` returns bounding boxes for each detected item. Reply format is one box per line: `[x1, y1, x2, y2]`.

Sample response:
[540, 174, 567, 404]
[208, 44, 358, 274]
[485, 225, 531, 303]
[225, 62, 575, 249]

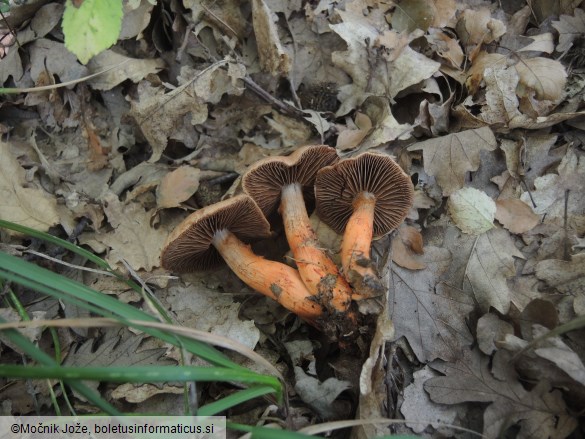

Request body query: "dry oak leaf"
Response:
[390, 0, 456, 32]
[390, 246, 475, 362]
[552, 8, 585, 53]
[476, 313, 513, 355]
[111, 383, 183, 403]
[495, 198, 540, 234]
[464, 228, 524, 314]
[0, 141, 59, 232]
[448, 187, 496, 235]
[407, 126, 497, 196]
[156, 166, 201, 209]
[456, 8, 506, 53]
[87, 192, 167, 271]
[426, 349, 577, 439]
[535, 253, 585, 295]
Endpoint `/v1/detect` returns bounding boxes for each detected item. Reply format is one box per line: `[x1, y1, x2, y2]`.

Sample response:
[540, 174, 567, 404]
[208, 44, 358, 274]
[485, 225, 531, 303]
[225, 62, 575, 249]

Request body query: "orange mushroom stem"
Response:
[279, 183, 353, 313]
[341, 192, 378, 299]
[212, 229, 322, 321]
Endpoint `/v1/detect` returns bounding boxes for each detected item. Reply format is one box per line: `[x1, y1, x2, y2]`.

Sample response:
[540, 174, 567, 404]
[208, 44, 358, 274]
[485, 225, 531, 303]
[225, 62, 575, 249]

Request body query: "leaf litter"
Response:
[0, 0, 584, 436]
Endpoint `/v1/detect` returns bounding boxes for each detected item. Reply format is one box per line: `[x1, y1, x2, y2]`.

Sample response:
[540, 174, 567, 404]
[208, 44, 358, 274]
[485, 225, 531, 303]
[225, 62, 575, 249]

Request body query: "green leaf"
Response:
[62, 0, 123, 64]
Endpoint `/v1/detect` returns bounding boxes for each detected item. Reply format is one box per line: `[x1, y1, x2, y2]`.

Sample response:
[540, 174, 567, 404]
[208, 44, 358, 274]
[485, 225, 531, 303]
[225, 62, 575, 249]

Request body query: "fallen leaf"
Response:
[426, 349, 578, 438]
[390, 246, 475, 362]
[156, 166, 201, 209]
[476, 313, 514, 355]
[251, 0, 291, 76]
[515, 57, 567, 102]
[448, 187, 496, 235]
[495, 198, 540, 234]
[391, 225, 426, 270]
[336, 112, 372, 151]
[535, 253, 585, 295]
[407, 126, 497, 196]
[500, 133, 559, 186]
[390, 0, 456, 32]
[464, 228, 524, 314]
[80, 192, 167, 271]
[401, 367, 459, 433]
[111, 383, 183, 403]
[481, 65, 522, 126]
[87, 50, 165, 90]
[0, 141, 60, 233]
[426, 28, 464, 69]
[552, 8, 585, 52]
[457, 8, 506, 54]
[294, 366, 351, 419]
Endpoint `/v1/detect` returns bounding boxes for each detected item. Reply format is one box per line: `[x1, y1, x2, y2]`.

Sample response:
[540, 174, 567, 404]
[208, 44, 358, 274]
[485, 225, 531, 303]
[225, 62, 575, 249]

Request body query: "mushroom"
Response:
[161, 194, 323, 321]
[315, 152, 414, 299]
[242, 145, 354, 313]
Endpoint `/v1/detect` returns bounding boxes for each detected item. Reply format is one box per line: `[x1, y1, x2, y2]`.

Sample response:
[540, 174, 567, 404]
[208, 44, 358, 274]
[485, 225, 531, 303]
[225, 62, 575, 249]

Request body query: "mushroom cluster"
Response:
[161, 146, 413, 336]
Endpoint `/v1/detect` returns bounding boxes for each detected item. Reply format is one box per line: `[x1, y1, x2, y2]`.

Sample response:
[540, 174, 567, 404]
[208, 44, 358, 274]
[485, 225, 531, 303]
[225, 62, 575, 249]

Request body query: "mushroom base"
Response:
[212, 229, 323, 321]
[280, 183, 354, 312]
[342, 192, 385, 300]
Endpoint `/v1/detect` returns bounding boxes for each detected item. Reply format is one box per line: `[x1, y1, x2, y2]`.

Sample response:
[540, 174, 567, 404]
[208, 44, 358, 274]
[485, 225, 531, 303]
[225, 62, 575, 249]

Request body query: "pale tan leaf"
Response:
[481, 66, 522, 125]
[391, 225, 426, 270]
[476, 313, 514, 355]
[0, 141, 59, 233]
[156, 166, 201, 209]
[515, 57, 567, 101]
[336, 112, 372, 151]
[391, 0, 456, 32]
[457, 8, 506, 49]
[111, 383, 183, 403]
[87, 50, 165, 90]
[407, 127, 497, 196]
[448, 187, 496, 235]
[518, 33, 554, 53]
[294, 366, 351, 419]
[495, 198, 540, 234]
[535, 254, 585, 295]
[426, 28, 464, 69]
[465, 228, 524, 314]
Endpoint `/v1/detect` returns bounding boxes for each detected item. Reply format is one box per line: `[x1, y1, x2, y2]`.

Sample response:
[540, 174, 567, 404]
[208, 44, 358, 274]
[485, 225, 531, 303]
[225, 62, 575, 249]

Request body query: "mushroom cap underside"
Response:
[161, 194, 271, 272]
[242, 144, 339, 215]
[315, 152, 414, 237]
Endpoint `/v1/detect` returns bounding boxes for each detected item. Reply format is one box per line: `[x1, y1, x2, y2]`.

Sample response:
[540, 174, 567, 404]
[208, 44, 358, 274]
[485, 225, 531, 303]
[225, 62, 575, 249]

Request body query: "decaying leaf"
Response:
[156, 166, 201, 209]
[87, 50, 165, 90]
[553, 8, 585, 52]
[390, 246, 474, 362]
[392, 225, 426, 270]
[448, 187, 496, 235]
[515, 57, 567, 102]
[426, 349, 578, 439]
[476, 313, 514, 355]
[495, 198, 540, 234]
[111, 383, 184, 403]
[251, 0, 291, 76]
[408, 127, 497, 196]
[0, 141, 60, 233]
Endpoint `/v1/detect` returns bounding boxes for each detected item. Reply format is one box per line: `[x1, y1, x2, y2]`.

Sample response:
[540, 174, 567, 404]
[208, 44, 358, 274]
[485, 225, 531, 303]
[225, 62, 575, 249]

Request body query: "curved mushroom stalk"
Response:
[212, 229, 323, 321]
[341, 192, 384, 300]
[280, 183, 354, 313]
[315, 152, 414, 302]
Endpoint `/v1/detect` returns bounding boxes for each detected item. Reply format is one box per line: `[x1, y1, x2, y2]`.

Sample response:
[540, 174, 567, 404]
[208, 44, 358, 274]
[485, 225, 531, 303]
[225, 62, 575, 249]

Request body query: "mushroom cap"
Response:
[161, 194, 271, 272]
[315, 152, 414, 238]
[242, 145, 339, 215]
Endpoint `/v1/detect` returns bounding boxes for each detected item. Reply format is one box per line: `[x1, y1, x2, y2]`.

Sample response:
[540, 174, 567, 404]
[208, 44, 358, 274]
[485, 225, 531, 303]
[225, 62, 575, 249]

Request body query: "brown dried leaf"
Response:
[336, 112, 372, 151]
[391, 225, 426, 270]
[156, 166, 201, 209]
[495, 198, 540, 234]
[390, 0, 456, 32]
[111, 383, 183, 403]
[426, 28, 464, 69]
[390, 246, 474, 362]
[426, 349, 578, 439]
[457, 8, 506, 53]
[0, 141, 59, 233]
[476, 313, 514, 355]
[515, 57, 567, 102]
[407, 126, 497, 196]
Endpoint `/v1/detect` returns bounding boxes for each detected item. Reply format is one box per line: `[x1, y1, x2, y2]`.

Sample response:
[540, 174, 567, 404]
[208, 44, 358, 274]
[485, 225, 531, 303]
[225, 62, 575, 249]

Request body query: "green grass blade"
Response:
[198, 386, 276, 416]
[0, 316, 120, 415]
[0, 365, 281, 393]
[0, 251, 239, 369]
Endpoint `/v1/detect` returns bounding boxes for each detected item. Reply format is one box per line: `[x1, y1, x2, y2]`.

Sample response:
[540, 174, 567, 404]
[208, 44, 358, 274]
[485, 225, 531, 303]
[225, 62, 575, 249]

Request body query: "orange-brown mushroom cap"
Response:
[161, 194, 271, 272]
[315, 152, 414, 238]
[242, 145, 339, 215]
